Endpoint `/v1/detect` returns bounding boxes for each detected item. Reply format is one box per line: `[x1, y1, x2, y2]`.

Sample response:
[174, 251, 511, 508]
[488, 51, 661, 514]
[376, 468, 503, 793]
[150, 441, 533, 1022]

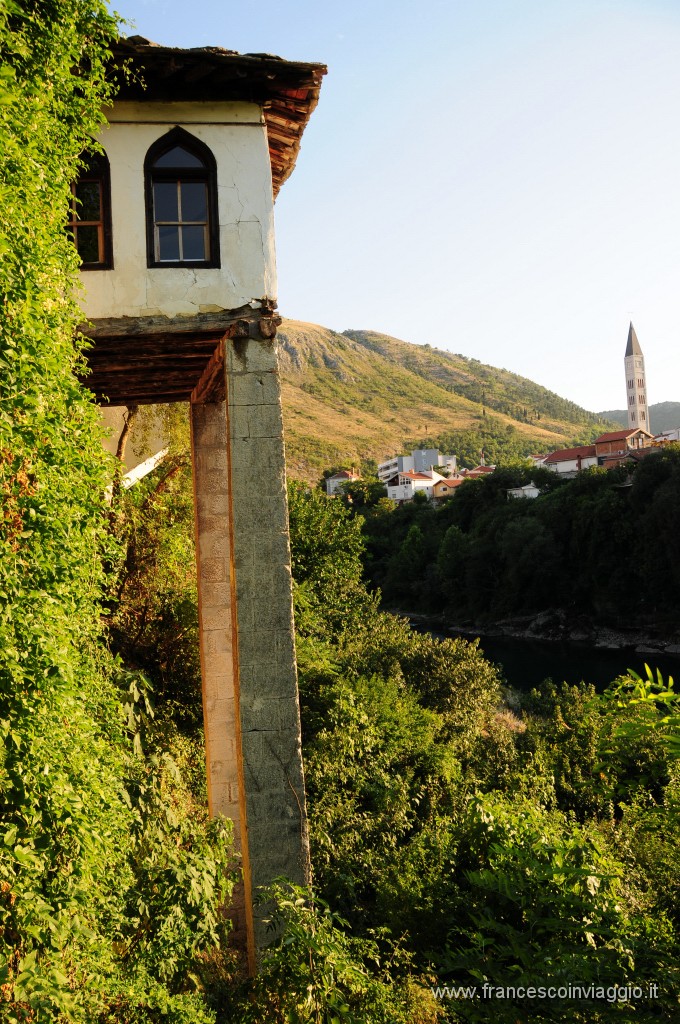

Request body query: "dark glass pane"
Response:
[81, 151, 106, 176]
[154, 182, 178, 221]
[181, 181, 207, 222]
[158, 225, 180, 261]
[181, 225, 206, 261]
[154, 145, 205, 169]
[77, 225, 101, 264]
[75, 181, 101, 222]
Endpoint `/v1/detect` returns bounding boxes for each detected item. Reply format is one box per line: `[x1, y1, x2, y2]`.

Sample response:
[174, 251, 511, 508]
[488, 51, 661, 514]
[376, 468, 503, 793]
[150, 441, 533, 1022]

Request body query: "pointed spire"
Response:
[626, 321, 642, 357]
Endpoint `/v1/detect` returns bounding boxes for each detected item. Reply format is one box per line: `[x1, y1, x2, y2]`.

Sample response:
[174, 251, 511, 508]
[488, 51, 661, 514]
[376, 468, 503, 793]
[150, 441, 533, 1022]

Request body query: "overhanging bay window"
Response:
[144, 128, 220, 268]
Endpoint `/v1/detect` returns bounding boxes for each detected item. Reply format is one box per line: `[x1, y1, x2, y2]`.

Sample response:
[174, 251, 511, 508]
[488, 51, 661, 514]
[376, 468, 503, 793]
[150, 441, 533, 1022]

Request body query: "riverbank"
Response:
[396, 608, 680, 657]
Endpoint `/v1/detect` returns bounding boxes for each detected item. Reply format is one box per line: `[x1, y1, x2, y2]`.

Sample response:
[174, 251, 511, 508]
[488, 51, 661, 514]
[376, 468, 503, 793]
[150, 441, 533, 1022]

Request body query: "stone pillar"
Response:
[190, 328, 310, 964]
[190, 400, 255, 969]
[225, 333, 311, 936]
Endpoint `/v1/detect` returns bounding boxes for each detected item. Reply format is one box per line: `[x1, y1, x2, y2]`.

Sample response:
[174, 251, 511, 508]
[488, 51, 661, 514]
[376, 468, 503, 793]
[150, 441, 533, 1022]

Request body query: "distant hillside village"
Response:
[326, 322, 680, 503]
[326, 448, 495, 502]
[325, 425, 679, 503]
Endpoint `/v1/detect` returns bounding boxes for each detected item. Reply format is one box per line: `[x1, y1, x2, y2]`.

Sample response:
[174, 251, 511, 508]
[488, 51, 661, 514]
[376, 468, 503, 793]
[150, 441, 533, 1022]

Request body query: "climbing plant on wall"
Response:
[0, 4, 234, 1021]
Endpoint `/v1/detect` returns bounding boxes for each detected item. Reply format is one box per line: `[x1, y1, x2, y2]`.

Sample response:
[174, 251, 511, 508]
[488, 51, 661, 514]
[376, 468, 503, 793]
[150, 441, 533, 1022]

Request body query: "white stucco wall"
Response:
[386, 478, 435, 502]
[378, 456, 414, 482]
[386, 482, 411, 502]
[80, 100, 277, 320]
[507, 484, 540, 499]
[547, 455, 597, 475]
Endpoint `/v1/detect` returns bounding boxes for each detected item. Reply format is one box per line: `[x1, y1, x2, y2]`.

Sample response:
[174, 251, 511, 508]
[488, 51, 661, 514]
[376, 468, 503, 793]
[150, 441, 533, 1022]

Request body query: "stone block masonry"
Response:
[190, 332, 310, 970]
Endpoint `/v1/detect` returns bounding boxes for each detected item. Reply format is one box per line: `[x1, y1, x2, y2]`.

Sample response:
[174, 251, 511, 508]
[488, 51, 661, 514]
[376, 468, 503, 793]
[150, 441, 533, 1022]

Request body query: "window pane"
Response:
[77, 225, 101, 264]
[181, 225, 207, 261]
[154, 145, 205, 169]
[181, 181, 207, 222]
[75, 181, 101, 222]
[158, 225, 180, 261]
[154, 182, 178, 222]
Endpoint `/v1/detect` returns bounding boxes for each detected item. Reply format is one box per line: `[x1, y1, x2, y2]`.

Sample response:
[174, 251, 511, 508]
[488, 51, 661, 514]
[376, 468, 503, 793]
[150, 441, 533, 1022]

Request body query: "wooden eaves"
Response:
[110, 36, 327, 196]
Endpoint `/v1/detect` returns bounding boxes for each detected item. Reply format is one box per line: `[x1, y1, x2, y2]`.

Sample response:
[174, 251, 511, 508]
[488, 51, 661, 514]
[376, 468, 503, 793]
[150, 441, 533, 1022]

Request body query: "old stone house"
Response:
[73, 35, 326, 968]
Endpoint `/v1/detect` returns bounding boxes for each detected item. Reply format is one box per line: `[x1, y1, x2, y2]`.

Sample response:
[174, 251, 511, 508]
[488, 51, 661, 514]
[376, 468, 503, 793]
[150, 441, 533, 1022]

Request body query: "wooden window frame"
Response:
[144, 127, 220, 270]
[67, 151, 113, 271]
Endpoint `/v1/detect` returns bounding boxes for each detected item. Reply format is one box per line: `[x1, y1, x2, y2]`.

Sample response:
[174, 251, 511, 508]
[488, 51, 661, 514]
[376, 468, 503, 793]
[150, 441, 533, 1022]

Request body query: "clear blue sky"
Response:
[110, 0, 680, 414]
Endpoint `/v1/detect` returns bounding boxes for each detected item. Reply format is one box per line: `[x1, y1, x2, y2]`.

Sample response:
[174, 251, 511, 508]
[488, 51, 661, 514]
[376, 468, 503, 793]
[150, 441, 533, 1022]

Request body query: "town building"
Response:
[432, 477, 466, 499]
[378, 454, 415, 482]
[507, 482, 542, 499]
[74, 35, 326, 965]
[386, 469, 444, 502]
[624, 323, 650, 430]
[594, 428, 654, 458]
[598, 446, 658, 472]
[378, 448, 456, 482]
[326, 469, 360, 496]
[543, 444, 598, 477]
[543, 428, 654, 478]
[655, 428, 680, 444]
[460, 464, 496, 479]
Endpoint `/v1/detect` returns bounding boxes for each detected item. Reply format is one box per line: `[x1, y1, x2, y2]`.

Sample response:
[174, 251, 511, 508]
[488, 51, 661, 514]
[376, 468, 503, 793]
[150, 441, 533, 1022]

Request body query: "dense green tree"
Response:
[360, 448, 680, 630]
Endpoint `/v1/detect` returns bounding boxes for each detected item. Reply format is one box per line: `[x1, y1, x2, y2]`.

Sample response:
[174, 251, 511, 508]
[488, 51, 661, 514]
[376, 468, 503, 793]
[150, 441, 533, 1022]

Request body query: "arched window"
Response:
[144, 128, 219, 268]
[67, 151, 113, 270]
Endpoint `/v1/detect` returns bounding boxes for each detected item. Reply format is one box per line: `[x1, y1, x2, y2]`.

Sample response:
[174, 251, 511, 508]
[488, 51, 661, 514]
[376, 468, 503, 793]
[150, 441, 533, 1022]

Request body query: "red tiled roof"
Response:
[460, 466, 495, 477]
[601, 447, 657, 464]
[543, 444, 596, 464]
[435, 478, 465, 489]
[630, 447, 658, 460]
[397, 471, 435, 481]
[594, 429, 638, 443]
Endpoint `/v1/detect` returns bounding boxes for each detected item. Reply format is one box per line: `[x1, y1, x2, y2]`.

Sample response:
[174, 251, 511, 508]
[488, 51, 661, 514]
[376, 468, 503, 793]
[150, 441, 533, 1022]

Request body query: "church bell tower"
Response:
[624, 322, 649, 430]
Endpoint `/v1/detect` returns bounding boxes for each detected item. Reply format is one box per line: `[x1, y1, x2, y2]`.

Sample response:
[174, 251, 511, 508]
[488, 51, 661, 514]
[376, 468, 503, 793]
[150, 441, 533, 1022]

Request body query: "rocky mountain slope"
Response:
[278, 320, 613, 481]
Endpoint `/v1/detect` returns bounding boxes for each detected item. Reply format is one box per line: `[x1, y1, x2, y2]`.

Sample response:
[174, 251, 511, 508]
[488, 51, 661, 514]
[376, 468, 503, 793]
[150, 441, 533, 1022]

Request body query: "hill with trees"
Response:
[278, 321, 615, 479]
[597, 401, 680, 434]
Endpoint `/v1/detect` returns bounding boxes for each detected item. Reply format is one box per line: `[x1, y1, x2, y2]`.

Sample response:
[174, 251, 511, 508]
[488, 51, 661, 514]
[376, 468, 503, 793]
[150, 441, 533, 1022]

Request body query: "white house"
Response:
[378, 454, 415, 482]
[378, 448, 456, 483]
[543, 444, 598, 477]
[77, 36, 325, 407]
[507, 482, 541, 499]
[655, 428, 680, 443]
[386, 469, 444, 502]
[326, 469, 360, 496]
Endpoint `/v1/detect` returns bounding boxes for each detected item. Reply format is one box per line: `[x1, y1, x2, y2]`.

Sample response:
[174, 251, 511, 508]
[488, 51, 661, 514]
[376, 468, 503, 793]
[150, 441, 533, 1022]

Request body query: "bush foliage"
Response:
[0, 4, 234, 1020]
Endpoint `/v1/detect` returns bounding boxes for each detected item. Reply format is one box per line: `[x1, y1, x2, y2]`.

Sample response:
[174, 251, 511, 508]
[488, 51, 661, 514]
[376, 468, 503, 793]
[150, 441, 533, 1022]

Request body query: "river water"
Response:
[411, 623, 680, 693]
[471, 635, 680, 693]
